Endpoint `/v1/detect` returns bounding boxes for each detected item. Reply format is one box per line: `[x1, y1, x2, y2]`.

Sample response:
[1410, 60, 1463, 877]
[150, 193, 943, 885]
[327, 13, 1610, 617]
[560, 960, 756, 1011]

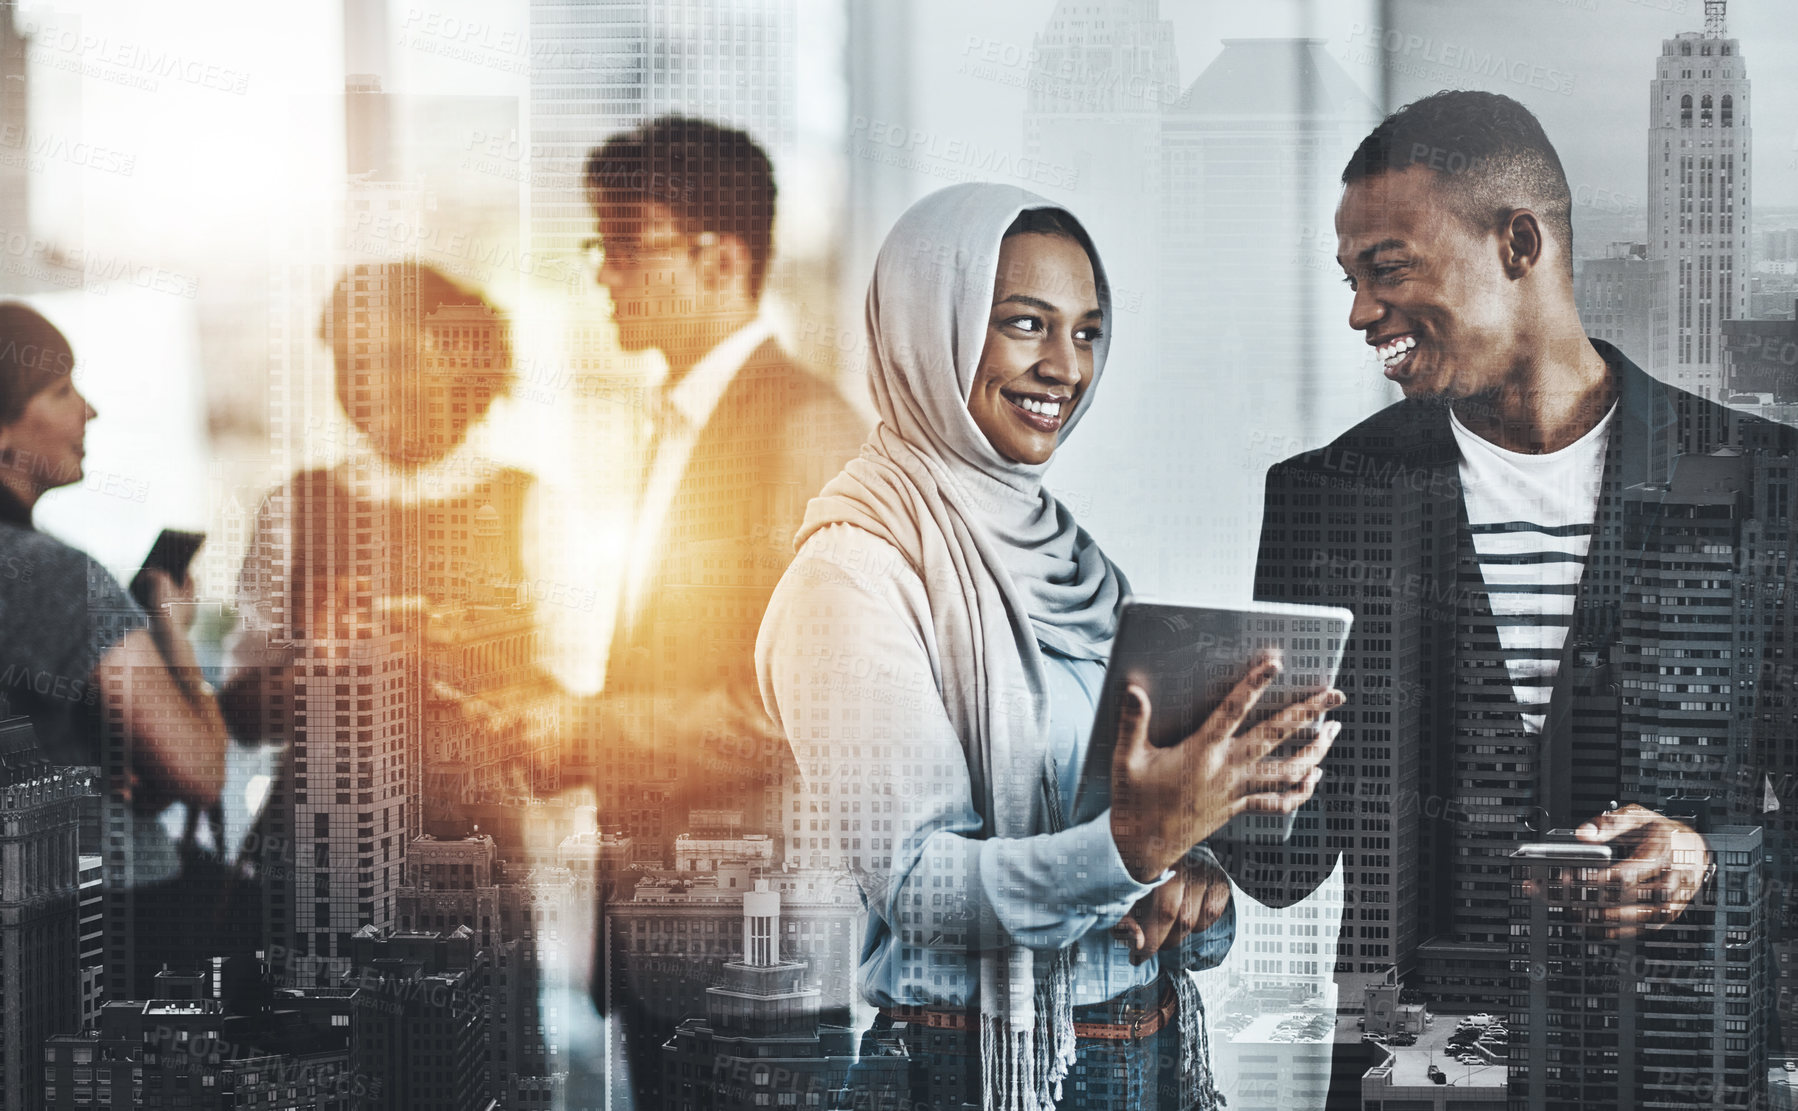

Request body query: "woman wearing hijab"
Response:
[756, 184, 1340, 1110]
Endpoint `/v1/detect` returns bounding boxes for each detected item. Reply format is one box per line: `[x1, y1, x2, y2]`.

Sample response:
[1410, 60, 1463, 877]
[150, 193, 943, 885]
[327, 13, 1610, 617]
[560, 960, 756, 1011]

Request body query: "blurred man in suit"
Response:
[574, 114, 866, 1108]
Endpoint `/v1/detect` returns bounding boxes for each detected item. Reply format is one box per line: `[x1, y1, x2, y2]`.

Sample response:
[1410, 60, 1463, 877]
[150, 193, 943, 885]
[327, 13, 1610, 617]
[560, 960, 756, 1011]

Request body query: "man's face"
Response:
[589, 197, 702, 355]
[1335, 166, 1520, 401]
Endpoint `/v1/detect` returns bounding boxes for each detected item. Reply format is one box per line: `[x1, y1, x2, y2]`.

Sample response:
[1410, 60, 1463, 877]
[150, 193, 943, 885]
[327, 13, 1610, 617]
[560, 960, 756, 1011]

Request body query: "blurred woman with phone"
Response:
[0, 303, 228, 846]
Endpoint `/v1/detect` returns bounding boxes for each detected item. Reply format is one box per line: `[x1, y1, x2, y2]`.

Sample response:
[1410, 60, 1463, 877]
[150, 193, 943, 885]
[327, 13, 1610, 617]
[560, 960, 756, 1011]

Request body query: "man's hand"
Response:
[1112, 853, 1232, 965]
[1570, 804, 1710, 939]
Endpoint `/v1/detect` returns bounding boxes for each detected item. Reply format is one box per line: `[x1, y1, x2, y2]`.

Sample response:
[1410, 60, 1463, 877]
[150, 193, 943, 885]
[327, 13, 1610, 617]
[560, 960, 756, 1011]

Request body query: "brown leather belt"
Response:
[879, 985, 1178, 1042]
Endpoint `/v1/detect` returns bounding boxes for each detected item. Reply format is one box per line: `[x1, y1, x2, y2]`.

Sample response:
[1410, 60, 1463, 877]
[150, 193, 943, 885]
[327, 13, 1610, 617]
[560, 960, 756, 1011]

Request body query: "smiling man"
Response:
[1212, 90, 1797, 1104]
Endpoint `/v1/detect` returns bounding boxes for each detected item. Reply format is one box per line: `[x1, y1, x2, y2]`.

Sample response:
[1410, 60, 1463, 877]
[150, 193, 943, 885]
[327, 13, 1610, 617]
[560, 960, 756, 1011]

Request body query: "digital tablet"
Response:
[1511, 841, 1613, 865]
[1088, 600, 1353, 845]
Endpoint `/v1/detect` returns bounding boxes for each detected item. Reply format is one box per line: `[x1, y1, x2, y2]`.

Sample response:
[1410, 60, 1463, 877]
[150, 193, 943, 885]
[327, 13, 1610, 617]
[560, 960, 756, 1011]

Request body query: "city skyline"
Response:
[5, 2, 1798, 1110]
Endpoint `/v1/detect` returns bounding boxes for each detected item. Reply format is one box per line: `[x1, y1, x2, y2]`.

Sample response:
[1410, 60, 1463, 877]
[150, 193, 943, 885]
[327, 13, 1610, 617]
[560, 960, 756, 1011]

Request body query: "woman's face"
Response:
[345, 320, 487, 468]
[967, 232, 1102, 466]
[0, 374, 96, 493]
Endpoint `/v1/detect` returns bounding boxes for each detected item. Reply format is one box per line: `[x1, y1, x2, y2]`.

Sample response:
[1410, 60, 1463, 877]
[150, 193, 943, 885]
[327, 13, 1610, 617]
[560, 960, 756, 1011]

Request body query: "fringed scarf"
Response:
[794, 183, 1213, 1110]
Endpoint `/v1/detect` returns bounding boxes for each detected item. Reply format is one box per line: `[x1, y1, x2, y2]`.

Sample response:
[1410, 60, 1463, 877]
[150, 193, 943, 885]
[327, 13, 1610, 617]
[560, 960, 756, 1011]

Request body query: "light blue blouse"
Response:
[859, 644, 1236, 1008]
[759, 524, 1236, 1013]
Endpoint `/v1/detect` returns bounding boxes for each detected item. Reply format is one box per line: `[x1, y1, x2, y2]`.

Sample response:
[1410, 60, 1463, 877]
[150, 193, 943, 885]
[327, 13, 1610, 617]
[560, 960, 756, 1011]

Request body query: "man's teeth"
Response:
[1378, 336, 1417, 367]
[1014, 396, 1062, 417]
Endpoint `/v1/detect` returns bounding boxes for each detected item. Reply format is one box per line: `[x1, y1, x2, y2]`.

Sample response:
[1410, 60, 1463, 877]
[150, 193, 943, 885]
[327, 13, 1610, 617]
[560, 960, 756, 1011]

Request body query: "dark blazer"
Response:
[584, 340, 866, 1075]
[1215, 340, 1797, 941]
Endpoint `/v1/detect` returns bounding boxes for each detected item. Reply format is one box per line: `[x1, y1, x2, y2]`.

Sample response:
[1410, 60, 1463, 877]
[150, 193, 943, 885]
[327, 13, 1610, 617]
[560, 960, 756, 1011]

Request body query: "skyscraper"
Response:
[1022, 0, 1179, 373]
[526, 0, 797, 260]
[1508, 827, 1768, 1111]
[1646, 0, 1751, 399]
[0, 716, 86, 1111]
[76, 854, 102, 1030]
[0, 0, 28, 250]
[1160, 39, 1378, 446]
[660, 880, 859, 1111]
[1575, 242, 1671, 377]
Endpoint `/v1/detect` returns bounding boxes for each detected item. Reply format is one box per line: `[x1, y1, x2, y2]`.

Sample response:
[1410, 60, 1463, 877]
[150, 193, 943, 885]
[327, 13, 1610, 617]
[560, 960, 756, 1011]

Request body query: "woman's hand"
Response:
[1109, 656, 1342, 882]
[1113, 852, 1232, 964]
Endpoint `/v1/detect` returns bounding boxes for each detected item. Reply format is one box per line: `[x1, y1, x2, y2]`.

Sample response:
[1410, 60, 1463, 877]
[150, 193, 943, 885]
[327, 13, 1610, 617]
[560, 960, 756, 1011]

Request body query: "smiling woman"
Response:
[755, 184, 1339, 1111]
[967, 209, 1104, 466]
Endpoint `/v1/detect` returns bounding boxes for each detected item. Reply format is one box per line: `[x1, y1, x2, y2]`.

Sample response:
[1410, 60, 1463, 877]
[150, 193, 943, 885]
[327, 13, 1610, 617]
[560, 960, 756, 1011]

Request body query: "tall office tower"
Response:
[1646, 0, 1751, 399]
[526, 1, 650, 262]
[660, 880, 858, 1111]
[1022, 1, 1178, 369]
[526, 0, 796, 256]
[604, 868, 858, 1108]
[1737, 449, 1798, 1036]
[1508, 826, 1767, 1111]
[255, 260, 421, 971]
[76, 855, 103, 1030]
[0, 0, 28, 245]
[1620, 452, 1749, 811]
[1160, 40, 1377, 445]
[273, 639, 414, 988]
[348, 928, 493, 1111]
[249, 179, 422, 986]
[256, 187, 559, 980]
[1247, 463, 1452, 1005]
[1575, 243, 1672, 375]
[0, 716, 85, 1111]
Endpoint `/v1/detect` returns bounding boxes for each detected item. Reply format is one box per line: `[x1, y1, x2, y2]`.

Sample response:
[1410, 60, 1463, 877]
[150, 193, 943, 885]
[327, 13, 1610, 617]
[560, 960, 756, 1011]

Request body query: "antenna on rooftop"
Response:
[1704, 0, 1726, 37]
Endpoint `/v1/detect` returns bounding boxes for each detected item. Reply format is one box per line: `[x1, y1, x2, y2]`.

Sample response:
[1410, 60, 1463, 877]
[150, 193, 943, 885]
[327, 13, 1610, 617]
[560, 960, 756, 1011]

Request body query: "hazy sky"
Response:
[1387, 0, 1798, 215]
[909, 0, 1798, 219]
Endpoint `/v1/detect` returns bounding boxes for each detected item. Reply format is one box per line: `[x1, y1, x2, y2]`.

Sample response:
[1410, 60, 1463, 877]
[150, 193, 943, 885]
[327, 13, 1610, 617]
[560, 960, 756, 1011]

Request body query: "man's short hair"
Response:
[1343, 90, 1573, 270]
[584, 115, 777, 297]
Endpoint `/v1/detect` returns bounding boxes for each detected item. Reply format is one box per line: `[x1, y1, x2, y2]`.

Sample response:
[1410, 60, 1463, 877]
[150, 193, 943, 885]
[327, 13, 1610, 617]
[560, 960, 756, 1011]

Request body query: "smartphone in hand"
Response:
[129, 528, 206, 610]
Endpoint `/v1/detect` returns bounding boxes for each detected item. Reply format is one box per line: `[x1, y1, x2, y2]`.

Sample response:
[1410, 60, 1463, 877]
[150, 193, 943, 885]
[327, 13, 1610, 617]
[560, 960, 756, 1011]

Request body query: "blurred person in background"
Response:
[224, 261, 562, 835]
[1, 302, 233, 987]
[1, 301, 225, 808]
[573, 114, 866, 1106]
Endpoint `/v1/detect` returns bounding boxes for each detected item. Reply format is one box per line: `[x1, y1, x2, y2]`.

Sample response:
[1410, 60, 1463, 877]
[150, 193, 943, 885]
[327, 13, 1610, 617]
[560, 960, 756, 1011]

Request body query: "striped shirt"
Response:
[1450, 405, 1616, 733]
